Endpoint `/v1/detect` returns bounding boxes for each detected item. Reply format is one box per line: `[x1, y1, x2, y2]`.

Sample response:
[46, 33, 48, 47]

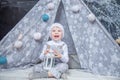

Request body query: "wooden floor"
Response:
[0, 68, 119, 80]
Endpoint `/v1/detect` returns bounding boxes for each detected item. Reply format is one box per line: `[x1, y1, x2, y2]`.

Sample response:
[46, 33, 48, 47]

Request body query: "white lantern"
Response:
[72, 5, 80, 13]
[47, 3, 54, 10]
[43, 52, 55, 70]
[87, 13, 96, 22]
[33, 32, 42, 40]
[14, 40, 23, 49]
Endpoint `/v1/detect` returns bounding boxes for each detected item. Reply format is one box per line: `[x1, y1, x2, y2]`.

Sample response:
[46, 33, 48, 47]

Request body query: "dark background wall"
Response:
[0, 0, 38, 40]
[83, 0, 120, 40]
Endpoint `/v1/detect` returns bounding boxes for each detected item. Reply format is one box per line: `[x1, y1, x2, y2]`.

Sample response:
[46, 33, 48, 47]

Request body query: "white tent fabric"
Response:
[0, 0, 61, 69]
[0, 0, 120, 79]
[63, 0, 120, 77]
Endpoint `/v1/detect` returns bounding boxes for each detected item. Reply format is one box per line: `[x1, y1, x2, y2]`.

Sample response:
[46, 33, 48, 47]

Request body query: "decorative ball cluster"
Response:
[87, 13, 96, 22]
[41, 2, 54, 22]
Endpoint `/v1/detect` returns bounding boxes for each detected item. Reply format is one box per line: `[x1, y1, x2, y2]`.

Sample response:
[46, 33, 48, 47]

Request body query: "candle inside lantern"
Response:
[43, 52, 55, 70]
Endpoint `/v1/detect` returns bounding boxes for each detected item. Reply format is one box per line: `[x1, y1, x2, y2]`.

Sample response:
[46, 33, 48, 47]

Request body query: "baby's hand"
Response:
[44, 49, 50, 55]
[54, 50, 62, 58]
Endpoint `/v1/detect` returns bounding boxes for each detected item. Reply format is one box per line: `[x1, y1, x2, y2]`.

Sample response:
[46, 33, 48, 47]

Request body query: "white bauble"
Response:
[18, 33, 23, 40]
[72, 5, 80, 13]
[33, 32, 42, 40]
[14, 40, 23, 48]
[47, 3, 54, 10]
[87, 13, 96, 22]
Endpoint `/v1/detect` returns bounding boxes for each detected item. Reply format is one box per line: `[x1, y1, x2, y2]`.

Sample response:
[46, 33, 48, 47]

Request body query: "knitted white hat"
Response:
[49, 23, 64, 39]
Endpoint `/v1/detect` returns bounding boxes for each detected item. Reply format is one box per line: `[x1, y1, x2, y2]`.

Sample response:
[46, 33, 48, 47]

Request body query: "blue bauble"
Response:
[0, 56, 7, 64]
[42, 14, 49, 22]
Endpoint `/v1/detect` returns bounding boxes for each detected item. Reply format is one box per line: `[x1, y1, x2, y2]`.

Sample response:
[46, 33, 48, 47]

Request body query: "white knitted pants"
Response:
[33, 62, 68, 79]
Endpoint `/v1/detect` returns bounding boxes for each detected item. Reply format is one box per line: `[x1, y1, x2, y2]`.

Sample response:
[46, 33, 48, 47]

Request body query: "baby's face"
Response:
[51, 26, 62, 41]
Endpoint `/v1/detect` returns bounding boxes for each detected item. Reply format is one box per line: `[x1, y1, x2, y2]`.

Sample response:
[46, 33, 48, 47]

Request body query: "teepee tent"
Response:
[0, 0, 120, 79]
